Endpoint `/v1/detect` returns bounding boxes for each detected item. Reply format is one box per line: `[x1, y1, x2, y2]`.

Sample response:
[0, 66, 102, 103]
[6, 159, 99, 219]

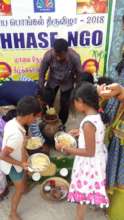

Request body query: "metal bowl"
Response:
[28, 153, 50, 173]
[26, 137, 45, 150]
[26, 137, 45, 155]
[54, 131, 77, 148]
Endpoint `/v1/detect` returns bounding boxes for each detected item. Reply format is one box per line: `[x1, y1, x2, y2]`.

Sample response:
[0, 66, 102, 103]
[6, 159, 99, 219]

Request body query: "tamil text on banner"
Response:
[0, 0, 116, 81]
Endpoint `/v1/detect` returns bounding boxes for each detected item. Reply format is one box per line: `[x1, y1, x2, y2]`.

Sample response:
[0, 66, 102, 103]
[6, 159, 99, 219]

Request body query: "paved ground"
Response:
[0, 185, 107, 220]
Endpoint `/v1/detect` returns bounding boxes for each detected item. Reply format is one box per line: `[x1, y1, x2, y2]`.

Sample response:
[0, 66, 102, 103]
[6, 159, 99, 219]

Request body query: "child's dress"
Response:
[68, 114, 109, 208]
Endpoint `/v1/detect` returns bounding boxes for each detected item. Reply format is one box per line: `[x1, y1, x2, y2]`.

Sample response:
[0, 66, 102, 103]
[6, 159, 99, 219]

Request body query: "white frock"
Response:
[68, 114, 109, 208]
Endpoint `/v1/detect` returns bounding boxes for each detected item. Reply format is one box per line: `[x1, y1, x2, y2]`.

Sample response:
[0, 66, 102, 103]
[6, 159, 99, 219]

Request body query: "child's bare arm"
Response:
[22, 136, 29, 162]
[98, 83, 124, 100]
[22, 147, 28, 163]
[1, 147, 28, 169]
[69, 128, 79, 137]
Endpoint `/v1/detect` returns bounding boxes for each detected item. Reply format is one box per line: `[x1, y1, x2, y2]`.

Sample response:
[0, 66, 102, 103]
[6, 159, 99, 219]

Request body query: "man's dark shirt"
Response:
[39, 48, 82, 91]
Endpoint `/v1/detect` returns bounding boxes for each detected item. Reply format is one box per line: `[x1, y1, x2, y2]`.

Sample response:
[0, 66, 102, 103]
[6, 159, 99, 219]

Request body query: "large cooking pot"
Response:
[40, 114, 63, 140]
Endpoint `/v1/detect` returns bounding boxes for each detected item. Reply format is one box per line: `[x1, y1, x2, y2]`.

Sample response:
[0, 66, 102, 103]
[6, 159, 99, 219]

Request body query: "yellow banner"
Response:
[0, 0, 114, 82]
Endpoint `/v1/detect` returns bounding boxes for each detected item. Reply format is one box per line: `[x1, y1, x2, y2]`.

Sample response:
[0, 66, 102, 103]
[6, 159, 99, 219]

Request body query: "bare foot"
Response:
[9, 213, 22, 220]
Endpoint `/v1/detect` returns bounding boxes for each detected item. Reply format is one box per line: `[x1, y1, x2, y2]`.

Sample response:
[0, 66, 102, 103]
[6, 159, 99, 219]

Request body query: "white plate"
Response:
[60, 168, 68, 177]
[32, 172, 41, 181]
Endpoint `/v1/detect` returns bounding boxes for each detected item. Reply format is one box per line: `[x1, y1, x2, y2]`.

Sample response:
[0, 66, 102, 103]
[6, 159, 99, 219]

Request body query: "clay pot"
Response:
[40, 115, 63, 140]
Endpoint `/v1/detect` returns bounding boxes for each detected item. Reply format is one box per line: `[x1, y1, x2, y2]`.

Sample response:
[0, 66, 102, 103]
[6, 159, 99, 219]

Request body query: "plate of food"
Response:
[41, 162, 57, 177]
[54, 131, 77, 148]
[28, 153, 50, 172]
[26, 137, 45, 150]
[41, 177, 69, 201]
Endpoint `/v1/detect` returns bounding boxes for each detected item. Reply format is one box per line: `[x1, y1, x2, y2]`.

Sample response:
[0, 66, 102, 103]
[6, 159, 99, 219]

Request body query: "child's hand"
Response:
[69, 129, 79, 137]
[97, 84, 106, 96]
[98, 83, 123, 99]
[22, 162, 29, 171]
[55, 142, 71, 156]
[55, 142, 64, 152]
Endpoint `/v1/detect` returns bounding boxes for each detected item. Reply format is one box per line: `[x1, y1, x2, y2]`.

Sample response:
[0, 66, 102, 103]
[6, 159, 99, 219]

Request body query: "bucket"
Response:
[108, 187, 124, 220]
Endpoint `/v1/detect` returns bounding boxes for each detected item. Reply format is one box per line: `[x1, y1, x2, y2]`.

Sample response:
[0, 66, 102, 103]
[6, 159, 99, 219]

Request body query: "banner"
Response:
[0, 0, 116, 82]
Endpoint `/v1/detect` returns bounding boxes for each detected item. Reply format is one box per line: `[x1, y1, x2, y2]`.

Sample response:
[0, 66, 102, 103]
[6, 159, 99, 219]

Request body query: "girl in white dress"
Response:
[55, 82, 109, 220]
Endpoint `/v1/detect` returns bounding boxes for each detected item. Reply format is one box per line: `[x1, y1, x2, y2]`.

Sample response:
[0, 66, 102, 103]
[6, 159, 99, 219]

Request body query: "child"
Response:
[0, 109, 17, 147]
[0, 109, 16, 200]
[0, 96, 41, 220]
[28, 94, 51, 154]
[0, 170, 8, 200]
[55, 82, 109, 220]
[0, 116, 6, 148]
